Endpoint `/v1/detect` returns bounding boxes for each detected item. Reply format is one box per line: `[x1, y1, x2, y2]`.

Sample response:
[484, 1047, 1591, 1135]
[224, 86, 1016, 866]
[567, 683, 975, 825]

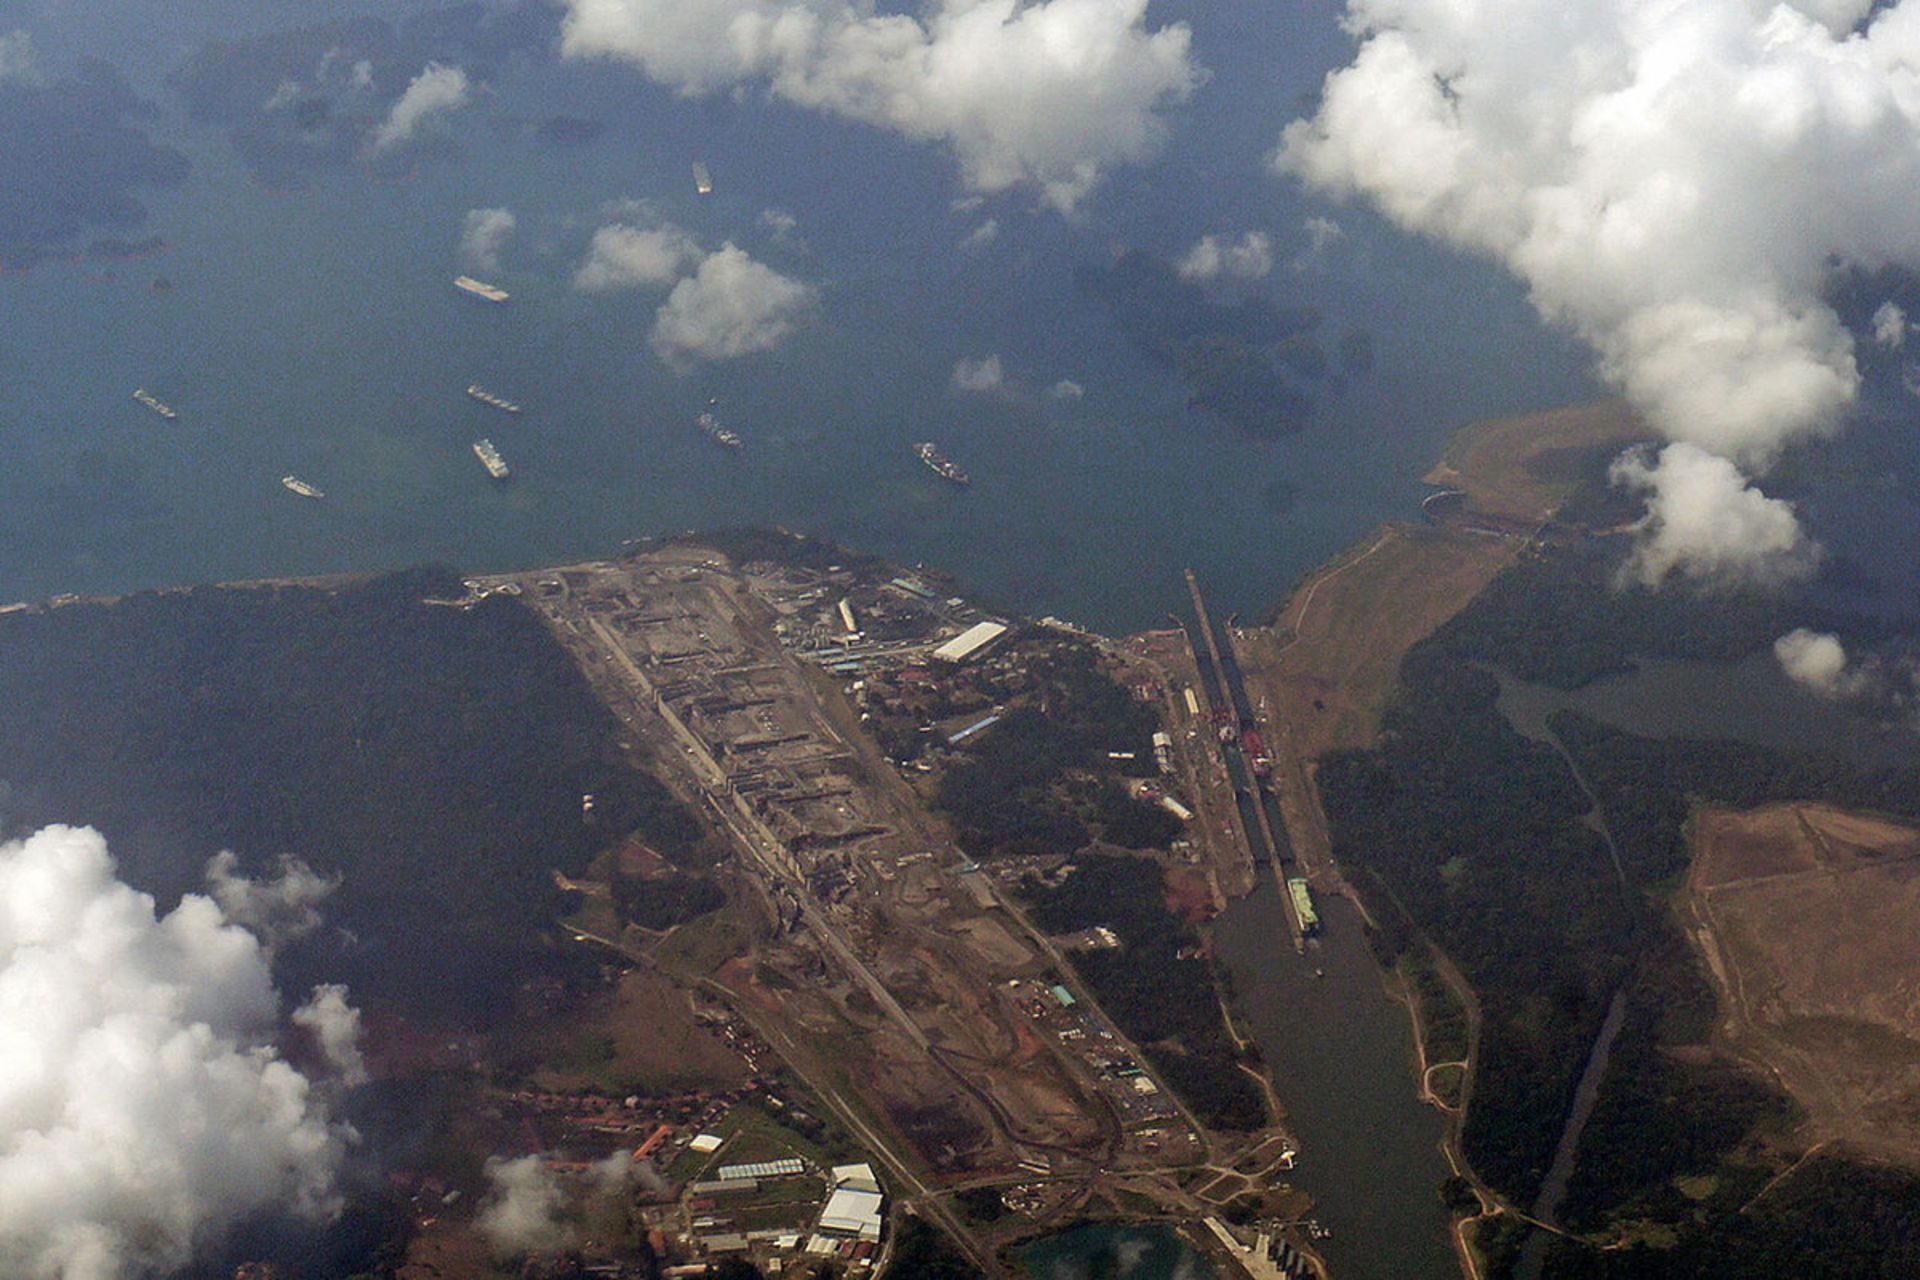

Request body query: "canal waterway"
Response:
[1211, 877, 1457, 1280]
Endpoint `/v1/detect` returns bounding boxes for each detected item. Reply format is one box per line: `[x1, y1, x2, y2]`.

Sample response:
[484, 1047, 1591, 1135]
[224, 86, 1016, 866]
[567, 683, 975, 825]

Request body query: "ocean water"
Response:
[0, 0, 1599, 634]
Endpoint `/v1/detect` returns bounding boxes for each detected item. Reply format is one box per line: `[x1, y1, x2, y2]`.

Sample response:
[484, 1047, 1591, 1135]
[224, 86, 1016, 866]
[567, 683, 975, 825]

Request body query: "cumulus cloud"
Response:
[1177, 230, 1273, 282]
[0, 826, 354, 1280]
[559, 0, 1202, 213]
[1279, 0, 1920, 582]
[461, 208, 517, 275]
[0, 30, 37, 85]
[1610, 443, 1816, 588]
[477, 1156, 575, 1257]
[1294, 215, 1346, 268]
[650, 243, 816, 366]
[1050, 378, 1086, 400]
[292, 984, 368, 1088]
[574, 221, 704, 292]
[952, 354, 1007, 394]
[1774, 627, 1860, 697]
[369, 62, 470, 154]
[204, 850, 340, 950]
[1303, 216, 1344, 253]
[587, 1151, 635, 1192]
[1874, 300, 1909, 350]
[758, 207, 800, 244]
[959, 218, 1000, 252]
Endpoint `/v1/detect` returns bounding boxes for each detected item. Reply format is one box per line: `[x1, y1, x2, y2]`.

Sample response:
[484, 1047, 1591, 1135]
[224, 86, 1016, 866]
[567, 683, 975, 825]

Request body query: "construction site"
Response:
[477, 538, 1327, 1278]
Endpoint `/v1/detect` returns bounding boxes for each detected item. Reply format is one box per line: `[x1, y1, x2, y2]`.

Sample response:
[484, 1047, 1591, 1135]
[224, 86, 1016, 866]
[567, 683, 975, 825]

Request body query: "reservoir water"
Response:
[1020, 1223, 1213, 1280]
[1493, 651, 1920, 768]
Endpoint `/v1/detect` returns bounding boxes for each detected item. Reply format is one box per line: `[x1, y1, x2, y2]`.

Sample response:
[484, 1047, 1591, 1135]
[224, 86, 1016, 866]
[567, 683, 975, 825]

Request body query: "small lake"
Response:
[1019, 1223, 1214, 1280]
[1492, 650, 1920, 767]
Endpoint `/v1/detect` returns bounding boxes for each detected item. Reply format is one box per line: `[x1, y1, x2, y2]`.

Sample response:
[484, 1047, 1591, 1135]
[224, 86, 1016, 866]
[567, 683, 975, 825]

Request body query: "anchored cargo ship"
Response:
[692, 161, 713, 195]
[453, 275, 510, 303]
[697, 411, 742, 449]
[281, 475, 324, 499]
[133, 388, 178, 420]
[472, 438, 510, 479]
[913, 441, 969, 486]
[467, 384, 522, 414]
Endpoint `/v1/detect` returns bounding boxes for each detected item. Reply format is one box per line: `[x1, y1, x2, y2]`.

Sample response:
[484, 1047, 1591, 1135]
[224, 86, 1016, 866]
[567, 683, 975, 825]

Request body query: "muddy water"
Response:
[1211, 876, 1456, 1279]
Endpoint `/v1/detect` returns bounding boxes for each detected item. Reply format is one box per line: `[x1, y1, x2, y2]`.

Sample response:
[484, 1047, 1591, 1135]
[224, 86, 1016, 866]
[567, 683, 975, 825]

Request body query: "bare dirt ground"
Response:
[604, 969, 755, 1089]
[1246, 399, 1646, 762]
[1424, 400, 1648, 523]
[1246, 526, 1519, 760]
[1687, 803, 1920, 1164]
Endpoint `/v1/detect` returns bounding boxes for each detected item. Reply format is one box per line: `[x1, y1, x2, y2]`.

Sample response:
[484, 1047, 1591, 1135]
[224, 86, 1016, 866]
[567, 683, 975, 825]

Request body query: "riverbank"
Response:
[1207, 400, 1651, 1278]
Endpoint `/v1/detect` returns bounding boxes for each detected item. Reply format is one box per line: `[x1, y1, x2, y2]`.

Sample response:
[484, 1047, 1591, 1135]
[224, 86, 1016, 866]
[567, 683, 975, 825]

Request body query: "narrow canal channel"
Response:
[1212, 877, 1457, 1279]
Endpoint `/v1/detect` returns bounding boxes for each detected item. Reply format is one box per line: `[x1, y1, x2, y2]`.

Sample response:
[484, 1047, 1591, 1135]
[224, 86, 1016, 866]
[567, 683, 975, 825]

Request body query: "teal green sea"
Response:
[0, 0, 1597, 635]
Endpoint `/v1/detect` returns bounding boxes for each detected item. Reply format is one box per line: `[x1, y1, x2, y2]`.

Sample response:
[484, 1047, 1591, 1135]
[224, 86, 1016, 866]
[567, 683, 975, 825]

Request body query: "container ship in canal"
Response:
[133, 389, 178, 420]
[472, 438, 510, 479]
[453, 275, 510, 303]
[914, 441, 969, 486]
[697, 411, 742, 448]
[467, 384, 522, 414]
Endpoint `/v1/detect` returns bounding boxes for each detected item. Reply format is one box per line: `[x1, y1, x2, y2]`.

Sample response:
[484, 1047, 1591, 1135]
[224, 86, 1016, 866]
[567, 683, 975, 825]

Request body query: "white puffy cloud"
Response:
[292, 984, 367, 1088]
[758, 207, 801, 243]
[952, 354, 1007, 394]
[0, 30, 37, 85]
[650, 243, 816, 366]
[1176, 230, 1273, 281]
[1774, 627, 1858, 696]
[574, 221, 705, 292]
[461, 208, 517, 275]
[477, 1156, 575, 1257]
[203, 850, 339, 950]
[1280, 0, 1920, 581]
[1049, 378, 1086, 400]
[959, 217, 1001, 251]
[1610, 443, 1816, 588]
[559, 0, 1202, 213]
[0, 826, 354, 1280]
[1303, 216, 1344, 254]
[369, 62, 470, 154]
[1874, 300, 1909, 349]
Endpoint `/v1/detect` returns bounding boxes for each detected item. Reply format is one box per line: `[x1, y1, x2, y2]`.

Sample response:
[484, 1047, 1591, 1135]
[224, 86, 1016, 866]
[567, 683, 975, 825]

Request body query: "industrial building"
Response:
[718, 1157, 805, 1180]
[817, 1188, 884, 1241]
[816, 1162, 886, 1242]
[830, 1163, 881, 1194]
[933, 620, 1008, 664]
